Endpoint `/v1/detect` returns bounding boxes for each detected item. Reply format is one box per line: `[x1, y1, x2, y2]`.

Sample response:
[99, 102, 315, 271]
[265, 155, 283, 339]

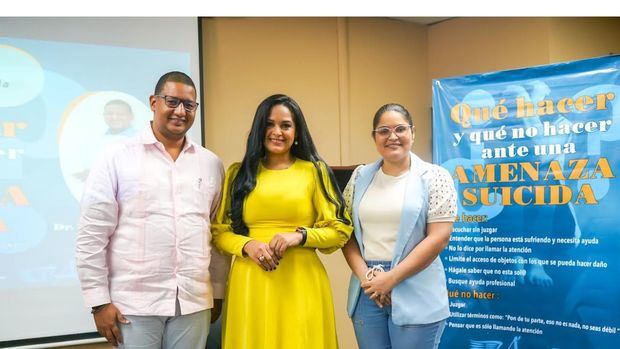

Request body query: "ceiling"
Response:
[391, 17, 452, 25]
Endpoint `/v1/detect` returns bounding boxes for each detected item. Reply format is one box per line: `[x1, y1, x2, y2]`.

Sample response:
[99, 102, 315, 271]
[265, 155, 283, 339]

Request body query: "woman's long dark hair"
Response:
[230, 94, 350, 236]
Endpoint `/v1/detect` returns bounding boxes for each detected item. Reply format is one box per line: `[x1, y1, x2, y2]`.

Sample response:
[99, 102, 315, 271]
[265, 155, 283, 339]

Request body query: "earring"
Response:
[294, 140, 298, 145]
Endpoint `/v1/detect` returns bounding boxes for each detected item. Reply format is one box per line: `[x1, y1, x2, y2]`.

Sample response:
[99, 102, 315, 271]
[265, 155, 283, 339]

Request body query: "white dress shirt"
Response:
[76, 125, 229, 316]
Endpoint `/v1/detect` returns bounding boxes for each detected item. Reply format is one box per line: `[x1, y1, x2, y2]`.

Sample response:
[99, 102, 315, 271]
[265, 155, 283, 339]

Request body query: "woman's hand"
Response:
[269, 232, 303, 259]
[361, 270, 397, 308]
[243, 240, 279, 271]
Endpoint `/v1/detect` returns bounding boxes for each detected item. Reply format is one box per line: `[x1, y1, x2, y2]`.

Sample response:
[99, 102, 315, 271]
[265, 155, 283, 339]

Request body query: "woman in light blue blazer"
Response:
[342, 103, 457, 349]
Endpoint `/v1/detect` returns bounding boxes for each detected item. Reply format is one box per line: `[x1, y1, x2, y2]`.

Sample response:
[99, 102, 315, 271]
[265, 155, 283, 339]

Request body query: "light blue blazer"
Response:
[346, 152, 450, 325]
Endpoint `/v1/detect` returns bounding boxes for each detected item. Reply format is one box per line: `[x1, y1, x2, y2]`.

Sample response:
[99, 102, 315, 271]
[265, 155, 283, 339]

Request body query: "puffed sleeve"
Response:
[342, 165, 362, 220]
[211, 162, 253, 257]
[302, 161, 353, 254]
[427, 165, 458, 223]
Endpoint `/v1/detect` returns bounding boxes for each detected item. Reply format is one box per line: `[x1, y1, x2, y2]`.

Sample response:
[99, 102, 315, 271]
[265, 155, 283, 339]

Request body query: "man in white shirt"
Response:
[76, 71, 229, 348]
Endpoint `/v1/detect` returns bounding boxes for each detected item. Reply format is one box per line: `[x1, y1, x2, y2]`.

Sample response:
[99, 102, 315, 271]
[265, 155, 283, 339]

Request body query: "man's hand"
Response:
[211, 299, 223, 324]
[93, 303, 130, 346]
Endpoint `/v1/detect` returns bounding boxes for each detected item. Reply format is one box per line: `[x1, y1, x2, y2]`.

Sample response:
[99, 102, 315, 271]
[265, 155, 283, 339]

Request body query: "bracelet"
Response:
[91, 303, 109, 314]
[296, 227, 307, 246]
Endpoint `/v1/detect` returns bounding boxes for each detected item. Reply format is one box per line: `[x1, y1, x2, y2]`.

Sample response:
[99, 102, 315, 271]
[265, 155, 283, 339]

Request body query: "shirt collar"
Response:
[139, 123, 196, 152]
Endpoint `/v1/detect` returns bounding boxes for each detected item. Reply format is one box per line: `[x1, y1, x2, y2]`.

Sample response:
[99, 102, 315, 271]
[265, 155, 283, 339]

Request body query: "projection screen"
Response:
[0, 17, 203, 347]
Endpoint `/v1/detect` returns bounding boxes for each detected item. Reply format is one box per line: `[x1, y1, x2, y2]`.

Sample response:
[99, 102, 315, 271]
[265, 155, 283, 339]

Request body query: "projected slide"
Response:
[0, 37, 193, 342]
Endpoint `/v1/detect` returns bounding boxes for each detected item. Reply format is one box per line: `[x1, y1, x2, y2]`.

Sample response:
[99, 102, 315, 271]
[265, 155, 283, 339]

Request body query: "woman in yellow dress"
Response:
[212, 94, 352, 349]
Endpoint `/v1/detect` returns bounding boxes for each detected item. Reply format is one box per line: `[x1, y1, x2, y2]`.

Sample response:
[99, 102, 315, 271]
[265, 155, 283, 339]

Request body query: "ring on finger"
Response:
[258, 255, 265, 262]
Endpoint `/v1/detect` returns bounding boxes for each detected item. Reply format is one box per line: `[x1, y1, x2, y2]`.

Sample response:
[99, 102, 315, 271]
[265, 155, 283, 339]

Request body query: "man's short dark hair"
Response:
[154, 71, 196, 96]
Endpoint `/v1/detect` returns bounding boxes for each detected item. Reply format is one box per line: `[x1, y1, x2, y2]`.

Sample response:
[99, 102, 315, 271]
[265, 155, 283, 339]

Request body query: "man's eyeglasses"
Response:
[155, 95, 199, 112]
[373, 124, 412, 137]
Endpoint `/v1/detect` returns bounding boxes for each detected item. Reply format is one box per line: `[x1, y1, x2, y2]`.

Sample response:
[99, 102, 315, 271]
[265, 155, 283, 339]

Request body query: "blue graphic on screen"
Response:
[0, 38, 190, 297]
[433, 56, 620, 349]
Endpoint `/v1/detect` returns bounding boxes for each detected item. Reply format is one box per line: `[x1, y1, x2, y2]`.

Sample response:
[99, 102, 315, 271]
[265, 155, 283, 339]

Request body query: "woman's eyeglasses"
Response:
[372, 124, 412, 137]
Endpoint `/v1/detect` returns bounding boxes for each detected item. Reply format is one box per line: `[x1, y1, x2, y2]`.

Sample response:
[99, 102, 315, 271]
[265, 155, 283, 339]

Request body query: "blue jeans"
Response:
[352, 261, 446, 349]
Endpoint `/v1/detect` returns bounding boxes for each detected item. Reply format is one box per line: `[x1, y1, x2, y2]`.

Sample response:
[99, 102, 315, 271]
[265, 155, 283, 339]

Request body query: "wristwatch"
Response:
[296, 227, 308, 246]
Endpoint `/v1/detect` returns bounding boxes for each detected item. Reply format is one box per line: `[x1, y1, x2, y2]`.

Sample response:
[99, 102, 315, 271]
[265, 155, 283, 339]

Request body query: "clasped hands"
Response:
[243, 232, 303, 271]
[361, 268, 397, 308]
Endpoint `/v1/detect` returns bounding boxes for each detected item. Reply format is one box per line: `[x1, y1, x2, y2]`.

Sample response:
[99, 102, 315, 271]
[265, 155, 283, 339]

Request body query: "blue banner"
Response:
[433, 56, 620, 349]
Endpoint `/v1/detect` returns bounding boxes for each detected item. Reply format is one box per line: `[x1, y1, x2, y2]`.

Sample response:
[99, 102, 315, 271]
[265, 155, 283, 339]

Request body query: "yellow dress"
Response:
[212, 159, 353, 349]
